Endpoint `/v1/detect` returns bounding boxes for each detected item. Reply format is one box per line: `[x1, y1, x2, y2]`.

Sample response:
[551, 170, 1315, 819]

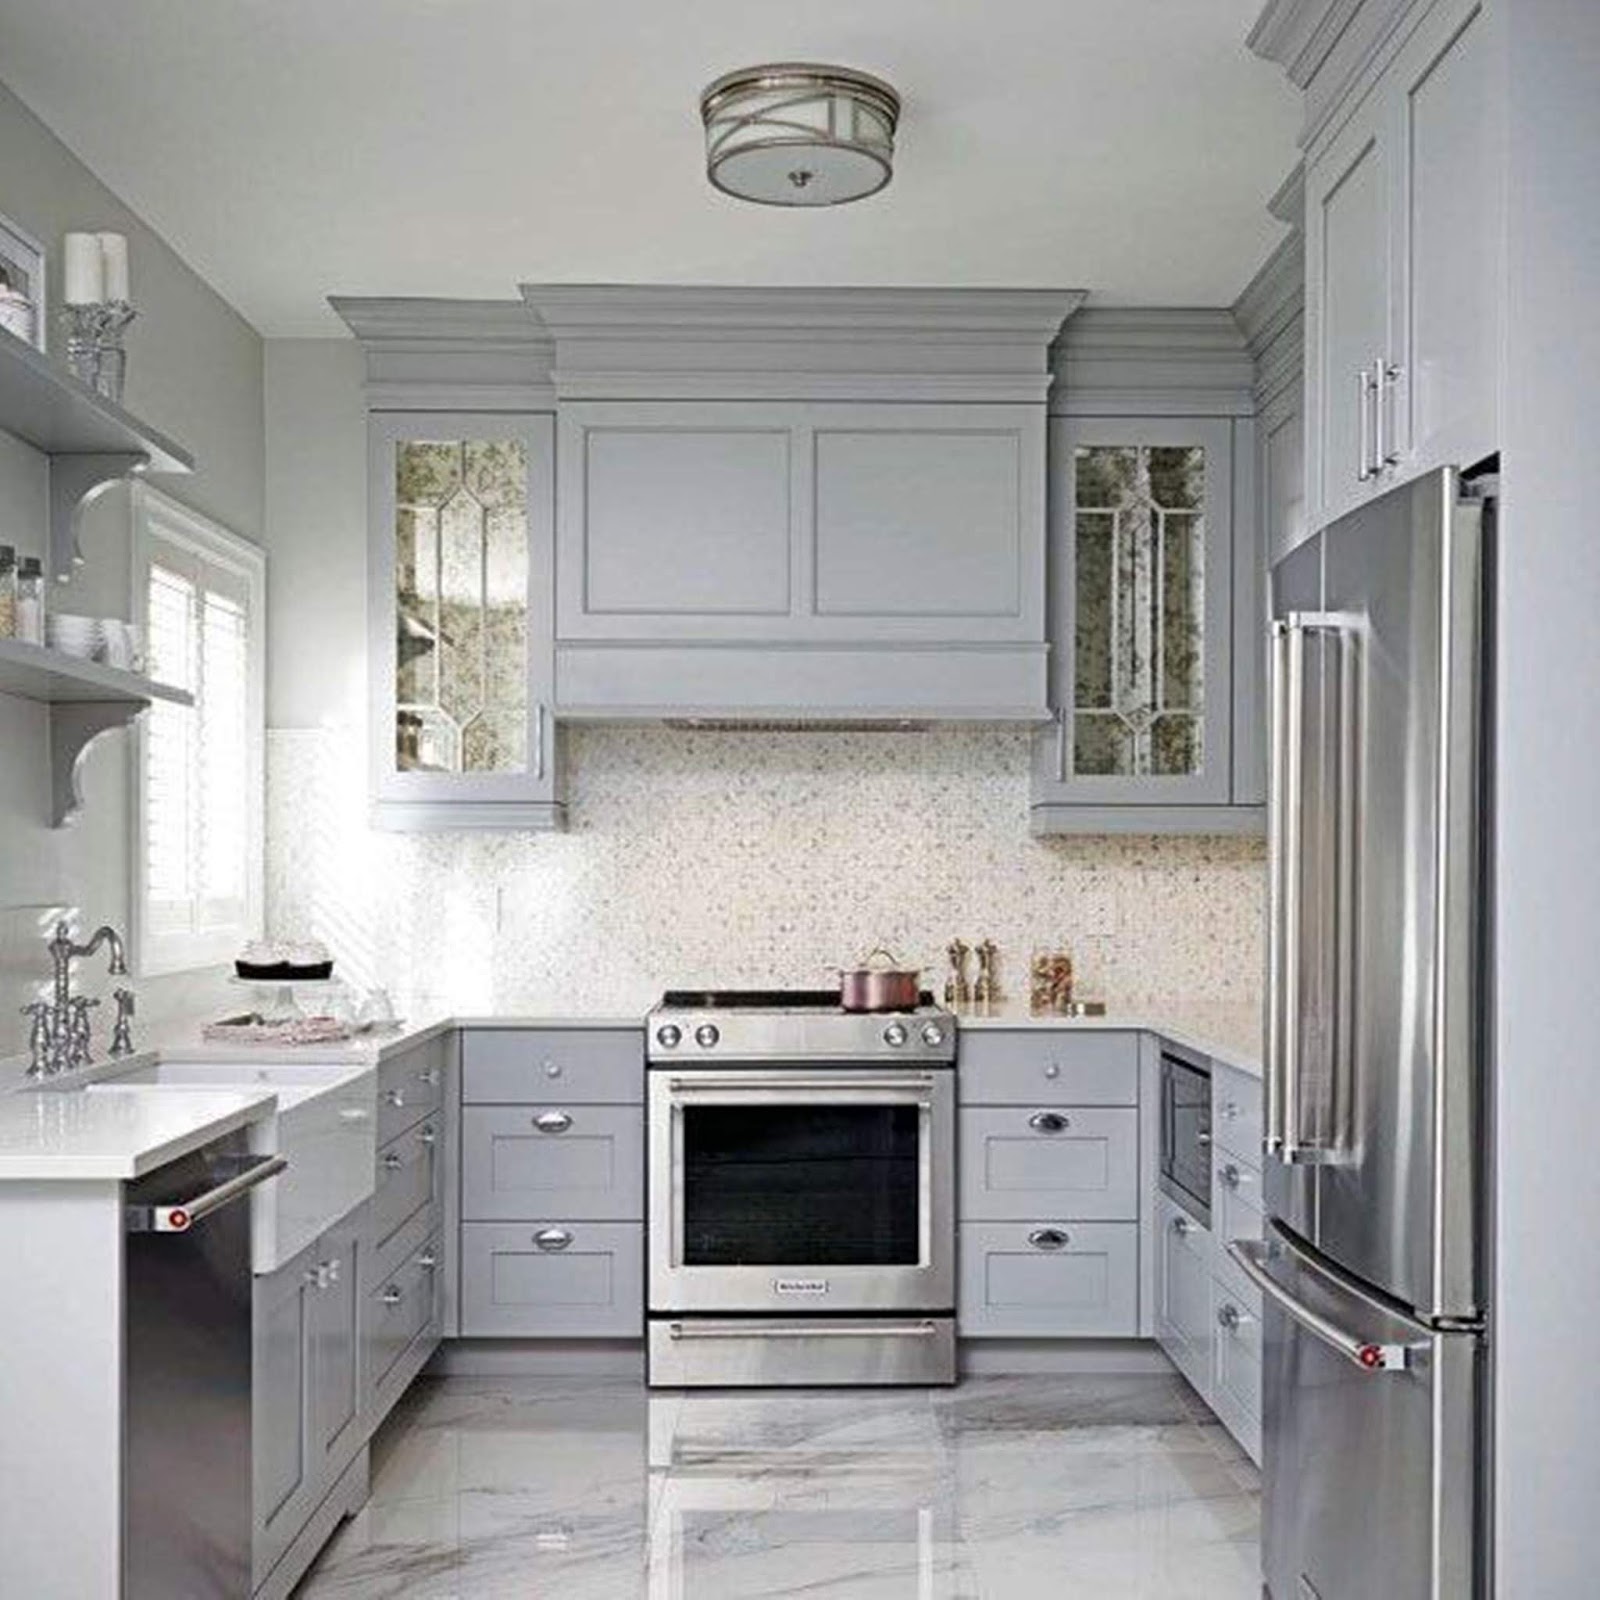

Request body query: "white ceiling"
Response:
[0, 0, 1300, 337]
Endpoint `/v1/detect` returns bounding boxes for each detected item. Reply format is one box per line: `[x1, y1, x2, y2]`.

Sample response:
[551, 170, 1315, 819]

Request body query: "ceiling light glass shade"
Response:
[700, 64, 901, 207]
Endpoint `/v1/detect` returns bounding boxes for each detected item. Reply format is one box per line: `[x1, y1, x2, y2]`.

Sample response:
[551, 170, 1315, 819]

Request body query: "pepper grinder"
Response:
[973, 939, 1000, 1012]
[944, 939, 972, 1009]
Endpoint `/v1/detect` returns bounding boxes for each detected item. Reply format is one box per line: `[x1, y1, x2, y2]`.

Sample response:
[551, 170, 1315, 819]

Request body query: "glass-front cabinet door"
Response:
[1034, 416, 1236, 816]
[368, 412, 561, 829]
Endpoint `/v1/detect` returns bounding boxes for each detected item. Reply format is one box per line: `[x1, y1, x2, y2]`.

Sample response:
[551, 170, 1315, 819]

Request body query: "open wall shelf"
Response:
[0, 638, 192, 828]
[0, 326, 194, 579]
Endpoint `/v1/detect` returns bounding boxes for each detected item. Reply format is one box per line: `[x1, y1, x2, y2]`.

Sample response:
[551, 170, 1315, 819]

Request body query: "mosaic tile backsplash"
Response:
[266, 725, 1267, 1017]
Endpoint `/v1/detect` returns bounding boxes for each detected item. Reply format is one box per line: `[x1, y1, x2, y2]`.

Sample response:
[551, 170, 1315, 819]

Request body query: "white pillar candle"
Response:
[97, 233, 129, 303]
[62, 232, 103, 304]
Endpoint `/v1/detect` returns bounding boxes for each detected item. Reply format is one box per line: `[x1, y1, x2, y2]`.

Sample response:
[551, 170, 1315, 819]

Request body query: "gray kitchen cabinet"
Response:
[365, 1229, 444, 1424]
[958, 1221, 1139, 1337]
[376, 1034, 447, 1145]
[553, 399, 1049, 719]
[462, 1103, 643, 1222]
[462, 1027, 644, 1105]
[959, 1105, 1138, 1222]
[1153, 1189, 1213, 1397]
[460, 1221, 644, 1337]
[1304, 0, 1496, 530]
[956, 1029, 1139, 1106]
[1209, 1277, 1264, 1463]
[252, 1214, 366, 1592]
[367, 411, 563, 830]
[1031, 416, 1265, 832]
[372, 1115, 442, 1275]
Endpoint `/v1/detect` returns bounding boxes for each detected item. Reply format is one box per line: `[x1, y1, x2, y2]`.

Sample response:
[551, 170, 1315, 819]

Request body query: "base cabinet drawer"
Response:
[460, 1221, 643, 1336]
[377, 1035, 447, 1145]
[959, 1105, 1137, 1221]
[366, 1232, 443, 1422]
[373, 1119, 441, 1269]
[462, 1028, 644, 1105]
[1210, 1278, 1263, 1464]
[1211, 1063, 1263, 1165]
[958, 1031, 1138, 1106]
[959, 1221, 1138, 1337]
[1213, 1149, 1264, 1304]
[462, 1104, 643, 1221]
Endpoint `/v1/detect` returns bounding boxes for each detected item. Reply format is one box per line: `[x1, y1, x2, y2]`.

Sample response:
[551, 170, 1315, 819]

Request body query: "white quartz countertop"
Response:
[0, 1080, 277, 1180]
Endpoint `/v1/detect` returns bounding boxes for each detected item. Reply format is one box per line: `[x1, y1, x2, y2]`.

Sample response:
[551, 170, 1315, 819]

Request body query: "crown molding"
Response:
[327, 297, 556, 409]
[519, 284, 1087, 404]
[1267, 163, 1306, 230]
[1050, 308, 1256, 417]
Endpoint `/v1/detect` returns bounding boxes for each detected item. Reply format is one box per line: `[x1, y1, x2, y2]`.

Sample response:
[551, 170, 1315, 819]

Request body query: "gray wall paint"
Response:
[263, 339, 367, 729]
[0, 81, 264, 1053]
[1494, 2, 1600, 1593]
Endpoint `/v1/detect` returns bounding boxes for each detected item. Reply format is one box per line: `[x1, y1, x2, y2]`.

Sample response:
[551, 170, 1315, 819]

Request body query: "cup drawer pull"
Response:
[1028, 1111, 1070, 1133]
[1028, 1228, 1070, 1250]
[534, 1111, 572, 1134]
[535, 1228, 573, 1251]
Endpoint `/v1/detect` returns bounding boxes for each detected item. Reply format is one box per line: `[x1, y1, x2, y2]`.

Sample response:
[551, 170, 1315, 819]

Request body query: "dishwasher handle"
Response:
[127, 1153, 288, 1234]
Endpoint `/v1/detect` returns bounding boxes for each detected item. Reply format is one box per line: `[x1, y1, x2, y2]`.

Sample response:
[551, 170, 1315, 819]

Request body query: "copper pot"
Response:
[835, 948, 923, 1013]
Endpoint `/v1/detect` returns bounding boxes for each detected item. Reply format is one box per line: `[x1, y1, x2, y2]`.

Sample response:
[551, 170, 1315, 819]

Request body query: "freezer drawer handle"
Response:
[130, 1153, 289, 1234]
[666, 1320, 939, 1341]
[1228, 1240, 1414, 1372]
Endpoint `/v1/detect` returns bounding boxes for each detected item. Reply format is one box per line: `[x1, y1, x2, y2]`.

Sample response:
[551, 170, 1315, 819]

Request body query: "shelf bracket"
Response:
[51, 701, 143, 828]
[48, 452, 148, 581]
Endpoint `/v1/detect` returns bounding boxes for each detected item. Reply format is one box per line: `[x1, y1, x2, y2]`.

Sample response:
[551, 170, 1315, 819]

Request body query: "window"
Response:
[132, 486, 265, 975]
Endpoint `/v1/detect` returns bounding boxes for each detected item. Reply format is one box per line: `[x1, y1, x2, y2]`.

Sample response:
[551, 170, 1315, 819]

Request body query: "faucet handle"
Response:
[21, 1000, 52, 1079]
[110, 988, 137, 1058]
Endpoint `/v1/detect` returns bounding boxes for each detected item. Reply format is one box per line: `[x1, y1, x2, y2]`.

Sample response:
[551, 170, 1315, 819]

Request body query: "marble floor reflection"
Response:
[293, 1373, 1261, 1599]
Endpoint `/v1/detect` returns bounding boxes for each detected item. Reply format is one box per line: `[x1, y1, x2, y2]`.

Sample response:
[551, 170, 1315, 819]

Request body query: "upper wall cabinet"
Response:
[553, 400, 1048, 719]
[1297, 0, 1497, 528]
[525, 286, 1082, 723]
[367, 412, 561, 831]
[1031, 416, 1263, 832]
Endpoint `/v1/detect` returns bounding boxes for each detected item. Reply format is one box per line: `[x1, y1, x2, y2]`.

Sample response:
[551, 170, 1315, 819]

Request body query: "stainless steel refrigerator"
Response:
[1232, 467, 1491, 1600]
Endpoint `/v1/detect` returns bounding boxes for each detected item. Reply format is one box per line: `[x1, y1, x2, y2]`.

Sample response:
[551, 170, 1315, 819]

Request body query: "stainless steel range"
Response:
[646, 989, 957, 1388]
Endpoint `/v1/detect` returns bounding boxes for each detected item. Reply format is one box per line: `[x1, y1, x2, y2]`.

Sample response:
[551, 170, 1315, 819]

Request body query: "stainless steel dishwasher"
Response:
[123, 1132, 286, 1599]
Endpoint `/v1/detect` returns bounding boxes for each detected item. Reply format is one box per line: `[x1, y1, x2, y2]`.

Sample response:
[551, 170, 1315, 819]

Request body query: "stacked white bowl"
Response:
[46, 613, 100, 660]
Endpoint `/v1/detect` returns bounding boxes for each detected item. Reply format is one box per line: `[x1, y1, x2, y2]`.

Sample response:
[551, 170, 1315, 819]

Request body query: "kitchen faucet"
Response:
[22, 921, 130, 1078]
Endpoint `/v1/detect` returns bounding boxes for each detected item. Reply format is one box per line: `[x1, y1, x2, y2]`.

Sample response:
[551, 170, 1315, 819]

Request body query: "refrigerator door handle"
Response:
[1265, 619, 1298, 1156]
[1228, 1238, 1419, 1372]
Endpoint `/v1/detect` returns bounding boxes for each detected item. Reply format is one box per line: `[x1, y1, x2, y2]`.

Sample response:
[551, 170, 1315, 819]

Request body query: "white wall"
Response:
[1493, 2, 1600, 1593]
[0, 82, 264, 1054]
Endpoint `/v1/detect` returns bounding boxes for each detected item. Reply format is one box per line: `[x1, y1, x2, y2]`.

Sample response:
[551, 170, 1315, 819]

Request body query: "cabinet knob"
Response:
[325, 1257, 340, 1285]
[535, 1228, 573, 1252]
[534, 1111, 572, 1134]
[1221, 1164, 1242, 1190]
[1221, 1100, 1239, 1120]
[1028, 1227, 1069, 1251]
[419, 1125, 436, 1147]
[1044, 1063, 1060, 1080]
[417, 1068, 440, 1087]
[382, 1152, 403, 1172]
[385, 1088, 405, 1108]
[1028, 1110, 1069, 1134]
[418, 1250, 438, 1272]
[544, 1060, 562, 1078]
[1217, 1302, 1241, 1331]
[1172, 1216, 1194, 1238]
[380, 1284, 404, 1306]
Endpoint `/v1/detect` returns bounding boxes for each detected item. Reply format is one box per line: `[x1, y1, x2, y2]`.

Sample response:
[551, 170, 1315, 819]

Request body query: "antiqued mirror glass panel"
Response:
[394, 438, 528, 774]
[1073, 444, 1206, 777]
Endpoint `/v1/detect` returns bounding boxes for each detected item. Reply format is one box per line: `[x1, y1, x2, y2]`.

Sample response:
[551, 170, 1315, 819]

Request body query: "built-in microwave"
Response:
[1159, 1047, 1212, 1227]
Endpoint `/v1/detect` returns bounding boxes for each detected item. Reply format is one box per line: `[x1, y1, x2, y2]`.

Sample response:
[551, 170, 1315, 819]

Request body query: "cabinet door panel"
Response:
[1308, 98, 1390, 524]
[308, 1222, 362, 1481]
[460, 1221, 643, 1336]
[1036, 416, 1235, 808]
[1211, 1278, 1263, 1463]
[1395, 0, 1495, 476]
[959, 1106, 1138, 1221]
[814, 428, 1024, 621]
[462, 1104, 644, 1221]
[368, 412, 559, 823]
[1154, 1192, 1213, 1395]
[959, 1221, 1138, 1337]
[252, 1245, 315, 1583]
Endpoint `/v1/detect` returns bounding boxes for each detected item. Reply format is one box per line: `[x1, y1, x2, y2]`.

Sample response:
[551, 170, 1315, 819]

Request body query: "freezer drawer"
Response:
[1234, 1227, 1482, 1600]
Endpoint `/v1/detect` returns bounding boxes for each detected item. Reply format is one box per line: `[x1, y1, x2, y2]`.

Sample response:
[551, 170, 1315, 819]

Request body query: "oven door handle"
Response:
[666, 1075, 936, 1093]
[665, 1320, 942, 1340]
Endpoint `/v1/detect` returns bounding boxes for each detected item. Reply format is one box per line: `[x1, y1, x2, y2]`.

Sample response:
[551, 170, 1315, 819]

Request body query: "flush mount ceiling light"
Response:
[700, 63, 901, 207]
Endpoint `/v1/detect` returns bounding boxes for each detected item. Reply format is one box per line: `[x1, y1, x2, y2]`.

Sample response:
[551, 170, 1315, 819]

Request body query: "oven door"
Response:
[649, 1067, 955, 1314]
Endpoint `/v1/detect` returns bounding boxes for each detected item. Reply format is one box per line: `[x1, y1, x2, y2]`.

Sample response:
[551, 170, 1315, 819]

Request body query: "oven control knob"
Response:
[694, 1024, 721, 1049]
[920, 1024, 945, 1048]
[882, 1022, 909, 1047]
[656, 1024, 682, 1049]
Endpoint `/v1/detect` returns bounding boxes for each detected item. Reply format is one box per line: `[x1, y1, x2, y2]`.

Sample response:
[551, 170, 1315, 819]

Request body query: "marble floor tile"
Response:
[294, 1374, 1261, 1600]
